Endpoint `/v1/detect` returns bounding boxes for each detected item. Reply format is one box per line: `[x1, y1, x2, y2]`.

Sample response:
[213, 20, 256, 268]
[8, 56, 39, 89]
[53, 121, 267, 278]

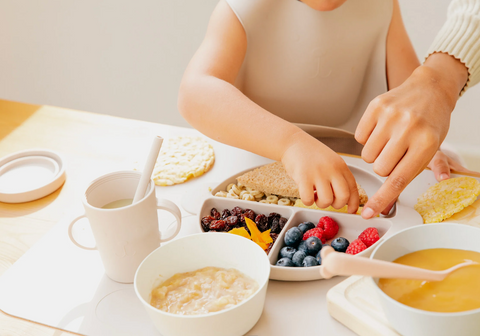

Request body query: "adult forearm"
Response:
[422, 53, 469, 104]
[178, 75, 305, 161]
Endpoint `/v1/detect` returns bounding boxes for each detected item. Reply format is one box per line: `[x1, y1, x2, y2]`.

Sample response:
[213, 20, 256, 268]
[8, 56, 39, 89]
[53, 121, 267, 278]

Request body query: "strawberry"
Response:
[318, 216, 339, 240]
[358, 227, 380, 247]
[303, 228, 326, 244]
[345, 239, 367, 255]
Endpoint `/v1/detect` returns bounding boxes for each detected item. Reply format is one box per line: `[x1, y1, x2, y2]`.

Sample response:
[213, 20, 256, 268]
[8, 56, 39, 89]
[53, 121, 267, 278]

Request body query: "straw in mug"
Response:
[133, 136, 163, 204]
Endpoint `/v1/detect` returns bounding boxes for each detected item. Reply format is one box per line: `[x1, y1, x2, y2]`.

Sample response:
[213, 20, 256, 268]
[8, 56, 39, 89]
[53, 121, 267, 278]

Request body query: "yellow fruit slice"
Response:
[260, 229, 272, 243]
[245, 217, 273, 245]
[228, 227, 251, 239]
[415, 177, 480, 224]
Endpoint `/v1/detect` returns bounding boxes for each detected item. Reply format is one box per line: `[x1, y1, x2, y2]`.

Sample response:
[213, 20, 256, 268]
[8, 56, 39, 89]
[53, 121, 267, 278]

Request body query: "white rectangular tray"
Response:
[328, 276, 401, 336]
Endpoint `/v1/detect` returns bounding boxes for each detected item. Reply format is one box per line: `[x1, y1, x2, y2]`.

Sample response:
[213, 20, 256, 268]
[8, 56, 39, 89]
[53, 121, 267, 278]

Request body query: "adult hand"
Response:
[355, 53, 469, 219]
[428, 151, 479, 181]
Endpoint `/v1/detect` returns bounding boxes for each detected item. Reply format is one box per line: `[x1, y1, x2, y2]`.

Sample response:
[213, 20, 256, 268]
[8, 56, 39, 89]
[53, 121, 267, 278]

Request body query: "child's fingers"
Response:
[298, 181, 315, 206]
[314, 180, 333, 209]
[331, 178, 350, 209]
[372, 136, 409, 177]
[345, 174, 360, 214]
[360, 125, 389, 164]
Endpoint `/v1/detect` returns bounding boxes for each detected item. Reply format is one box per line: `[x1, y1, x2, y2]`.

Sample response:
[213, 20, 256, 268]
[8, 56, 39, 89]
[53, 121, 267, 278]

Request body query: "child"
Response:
[178, 0, 419, 213]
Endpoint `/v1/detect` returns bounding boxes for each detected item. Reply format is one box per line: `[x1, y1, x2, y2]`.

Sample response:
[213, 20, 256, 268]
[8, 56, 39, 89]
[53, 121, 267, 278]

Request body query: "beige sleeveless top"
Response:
[226, 0, 393, 137]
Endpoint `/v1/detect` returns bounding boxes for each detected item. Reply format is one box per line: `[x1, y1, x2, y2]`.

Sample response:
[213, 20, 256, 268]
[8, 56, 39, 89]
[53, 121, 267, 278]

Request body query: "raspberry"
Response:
[345, 239, 367, 255]
[358, 227, 380, 247]
[318, 216, 339, 240]
[303, 228, 326, 244]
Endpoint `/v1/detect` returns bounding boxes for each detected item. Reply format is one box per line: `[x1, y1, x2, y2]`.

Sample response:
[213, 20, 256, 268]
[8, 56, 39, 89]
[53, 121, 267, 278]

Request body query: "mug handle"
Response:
[157, 199, 182, 243]
[67, 214, 97, 250]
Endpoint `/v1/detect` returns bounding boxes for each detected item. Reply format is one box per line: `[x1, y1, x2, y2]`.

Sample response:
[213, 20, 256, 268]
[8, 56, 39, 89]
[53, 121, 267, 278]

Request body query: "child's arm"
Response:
[385, 0, 420, 89]
[179, 0, 359, 213]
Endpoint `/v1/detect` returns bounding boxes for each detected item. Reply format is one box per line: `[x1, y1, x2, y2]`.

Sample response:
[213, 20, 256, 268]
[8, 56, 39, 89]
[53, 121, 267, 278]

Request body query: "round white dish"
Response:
[0, 149, 66, 203]
[134, 233, 270, 336]
[200, 164, 419, 281]
[369, 223, 480, 336]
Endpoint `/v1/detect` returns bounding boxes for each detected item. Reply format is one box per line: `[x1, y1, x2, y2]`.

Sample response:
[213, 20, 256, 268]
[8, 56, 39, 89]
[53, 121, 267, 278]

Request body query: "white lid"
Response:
[0, 149, 66, 203]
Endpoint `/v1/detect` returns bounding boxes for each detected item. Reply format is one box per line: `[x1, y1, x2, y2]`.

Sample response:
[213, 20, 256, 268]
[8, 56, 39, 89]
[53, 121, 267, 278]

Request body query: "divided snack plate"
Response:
[199, 164, 416, 281]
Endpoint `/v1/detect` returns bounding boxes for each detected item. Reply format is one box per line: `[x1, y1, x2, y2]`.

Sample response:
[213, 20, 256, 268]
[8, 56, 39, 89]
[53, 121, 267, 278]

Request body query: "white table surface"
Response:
[0, 132, 440, 336]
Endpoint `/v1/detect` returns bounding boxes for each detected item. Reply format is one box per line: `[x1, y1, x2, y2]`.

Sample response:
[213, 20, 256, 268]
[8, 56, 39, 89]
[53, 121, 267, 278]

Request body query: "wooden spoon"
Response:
[320, 246, 478, 281]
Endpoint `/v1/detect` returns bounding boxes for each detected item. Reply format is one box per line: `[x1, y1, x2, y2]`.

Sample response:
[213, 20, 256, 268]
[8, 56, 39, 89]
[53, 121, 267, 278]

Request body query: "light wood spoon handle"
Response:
[320, 246, 477, 281]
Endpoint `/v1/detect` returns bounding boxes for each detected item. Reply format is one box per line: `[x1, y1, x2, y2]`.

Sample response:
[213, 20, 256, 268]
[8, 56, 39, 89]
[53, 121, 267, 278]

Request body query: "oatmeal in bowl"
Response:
[134, 233, 270, 336]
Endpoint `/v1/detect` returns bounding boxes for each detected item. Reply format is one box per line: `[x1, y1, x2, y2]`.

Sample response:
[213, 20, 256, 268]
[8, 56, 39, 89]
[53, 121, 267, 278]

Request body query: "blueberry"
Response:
[331, 237, 350, 253]
[276, 258, 294, 267]
[316, 250, 322, 265]
[284, 227, 303, 247]
[297, 240, 308, 254]
[280, 246, 297, 259]
[305, 236, 322, 256]
[303, 256, 319, 267]
[292, 251, 307, 267]
[298, 221, 316, 234]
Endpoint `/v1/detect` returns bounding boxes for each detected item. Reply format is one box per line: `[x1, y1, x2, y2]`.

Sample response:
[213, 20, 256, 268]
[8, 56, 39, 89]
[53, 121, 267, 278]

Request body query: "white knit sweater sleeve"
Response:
[427, 0, 480, 93]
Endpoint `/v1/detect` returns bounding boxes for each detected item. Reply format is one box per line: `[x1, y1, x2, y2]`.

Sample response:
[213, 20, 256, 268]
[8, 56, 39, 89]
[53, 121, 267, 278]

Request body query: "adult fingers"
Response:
[381, 198, 397, 216]
[427, 151, 450, 181]
[372, 136, 409, 177]
[361, 124, 390, 164]
[314, 180, 334, 209]
[355, 99, 380, 145]
[298, 181, 315, 206]
[362, 149, 424, 219]
[331, 178, 350, 210]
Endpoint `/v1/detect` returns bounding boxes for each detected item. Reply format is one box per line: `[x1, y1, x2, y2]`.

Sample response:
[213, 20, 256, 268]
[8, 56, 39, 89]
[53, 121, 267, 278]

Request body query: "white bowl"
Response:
[369, 223, 480, 336]
[134, 233, 270, 336]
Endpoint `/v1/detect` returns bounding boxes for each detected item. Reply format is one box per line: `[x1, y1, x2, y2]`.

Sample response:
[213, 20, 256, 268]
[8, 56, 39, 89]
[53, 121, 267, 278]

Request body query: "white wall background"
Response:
[0, 0, 479, 167]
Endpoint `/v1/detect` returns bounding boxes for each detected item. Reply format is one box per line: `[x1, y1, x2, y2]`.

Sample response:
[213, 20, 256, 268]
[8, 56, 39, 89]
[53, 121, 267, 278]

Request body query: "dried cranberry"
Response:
[201, 216, 215, 231]
[210, 220, 226, 231]
[221, 209, 231, 219]
[242, 209, 256, 222]
[231, 206, 243, 217]
[265, 243, 273, 255]
[270, 217, 281, 234]
[267, 212, 281, 225]
[225, 215, 238, 227]
[270, 232, 279, 243]
[255, 214, 269, 232]
[210, 208, 221, 219]
[279, 217, 288, 231]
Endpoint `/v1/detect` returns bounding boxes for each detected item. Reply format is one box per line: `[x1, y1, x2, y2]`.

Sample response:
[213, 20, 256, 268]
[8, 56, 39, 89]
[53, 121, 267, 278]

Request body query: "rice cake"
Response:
[152, 136, 215, 186]
[414, 177, 480, 224]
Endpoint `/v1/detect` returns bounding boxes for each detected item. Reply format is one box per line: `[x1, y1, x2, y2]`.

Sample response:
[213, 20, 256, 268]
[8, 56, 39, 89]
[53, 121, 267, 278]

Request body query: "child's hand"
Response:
[281, 132, 359, 214]
[427, 151, 480, 181]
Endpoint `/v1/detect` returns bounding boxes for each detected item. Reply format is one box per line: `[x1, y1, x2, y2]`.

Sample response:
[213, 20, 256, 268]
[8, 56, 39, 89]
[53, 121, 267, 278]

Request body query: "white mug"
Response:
[68, 171, 182, 283]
